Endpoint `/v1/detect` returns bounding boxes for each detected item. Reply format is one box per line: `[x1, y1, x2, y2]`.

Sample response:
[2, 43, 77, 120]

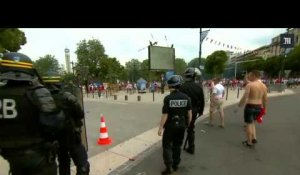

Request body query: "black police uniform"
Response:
[162, 89, 192, 171]
[46, 84, 90, 175]
[180, 80, 205, 153]
[0, 52, 65, 175]
[0, 78, 64, 175]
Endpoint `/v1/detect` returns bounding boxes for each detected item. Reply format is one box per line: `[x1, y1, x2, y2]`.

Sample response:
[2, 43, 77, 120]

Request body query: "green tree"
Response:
[125, 59, 142, 82]
[204, 50, 228, 77]
[174, 58, 187, 75]
[0, 28, 27, 53]
[100, 57, 124, 83]
[34, 54, 61, 76]
[140, 59, 150, 79]
[241, 56, 265, 71]
[62, 73, 76, 84]
[139, 59, 157, 81]
[187, 57, 206, 68]
[286, 45, 300, 73]
[75, 39, 107, 79]
[263, 56, 282, 78]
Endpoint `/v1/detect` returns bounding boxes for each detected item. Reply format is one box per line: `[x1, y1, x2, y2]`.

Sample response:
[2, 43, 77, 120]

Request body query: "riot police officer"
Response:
[42, 73, 90, 175]
[179, 67, 205, 154]
[158, 75, 192, 174]
[0, 52, 65, 175]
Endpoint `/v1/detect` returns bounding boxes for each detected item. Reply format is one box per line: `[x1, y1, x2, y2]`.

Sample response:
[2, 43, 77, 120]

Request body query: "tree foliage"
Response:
[100, 57, 124, 83]
[187, 57, 206, 68]
[286, 44, 300, 72]
[263, 56, 282, 78]
[204, 51, 228, 77]
[34, 54, 61, 76]
[0, 28, 27, 53]
[125, 59, 142, 82]
[241, 56, 265, 71]
[75, 39, 107, 79]
[174, 58, 187, 75]
[140, 59, 156, 81]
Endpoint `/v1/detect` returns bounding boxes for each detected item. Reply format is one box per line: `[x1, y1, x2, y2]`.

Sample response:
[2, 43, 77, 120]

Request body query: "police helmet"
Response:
[42, 71, 62, 86]
[184, 67, 196, 80]
[167, 75, 182, 89]
[184, 67, 201, 81]
[0, 52, 38, 81]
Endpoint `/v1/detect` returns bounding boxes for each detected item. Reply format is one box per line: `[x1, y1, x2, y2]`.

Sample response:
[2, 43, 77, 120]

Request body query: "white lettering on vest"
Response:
[169, 100, 187, 108]
[0, 99, 18, 119]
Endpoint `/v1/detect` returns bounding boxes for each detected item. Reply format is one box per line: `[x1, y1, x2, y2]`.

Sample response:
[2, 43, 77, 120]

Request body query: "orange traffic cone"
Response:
[97, 114, 112, 145]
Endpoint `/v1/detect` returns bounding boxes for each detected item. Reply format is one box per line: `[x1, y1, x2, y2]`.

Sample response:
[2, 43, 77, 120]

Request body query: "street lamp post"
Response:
[199, 28, 202, 67]
[71, 61, 75, 74]
[198, 28, 210, 86]
[198, 28, 210, 70]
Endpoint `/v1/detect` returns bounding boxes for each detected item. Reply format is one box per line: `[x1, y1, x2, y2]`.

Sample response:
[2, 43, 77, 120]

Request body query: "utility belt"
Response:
[167, 115, 186, 128]
[1, 141, 59, 164]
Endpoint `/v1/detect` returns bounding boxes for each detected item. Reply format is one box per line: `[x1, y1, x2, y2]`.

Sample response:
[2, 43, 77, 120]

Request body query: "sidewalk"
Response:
[0, 88, 296, 174]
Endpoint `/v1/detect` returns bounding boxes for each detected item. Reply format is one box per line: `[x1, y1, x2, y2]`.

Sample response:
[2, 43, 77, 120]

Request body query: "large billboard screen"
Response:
[148, 46, 175, 70]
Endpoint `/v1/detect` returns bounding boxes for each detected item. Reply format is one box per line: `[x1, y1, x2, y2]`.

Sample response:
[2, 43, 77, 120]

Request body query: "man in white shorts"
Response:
[207, 77, 225, 128]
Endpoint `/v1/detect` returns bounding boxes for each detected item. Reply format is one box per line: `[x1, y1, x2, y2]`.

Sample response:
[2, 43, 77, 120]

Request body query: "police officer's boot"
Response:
[185, 146, 195, 154]
[76, 162, 90, 175]
[172, 164, 178, 172]
[185, 131, 195, 154]
[161, 165, 173, 175]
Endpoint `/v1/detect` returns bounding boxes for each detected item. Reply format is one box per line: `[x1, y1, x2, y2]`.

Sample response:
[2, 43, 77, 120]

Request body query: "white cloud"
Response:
[19, 28, 287, 67]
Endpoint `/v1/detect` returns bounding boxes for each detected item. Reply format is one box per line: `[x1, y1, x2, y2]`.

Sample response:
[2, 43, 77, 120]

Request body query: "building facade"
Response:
[270, 28, 300, 57]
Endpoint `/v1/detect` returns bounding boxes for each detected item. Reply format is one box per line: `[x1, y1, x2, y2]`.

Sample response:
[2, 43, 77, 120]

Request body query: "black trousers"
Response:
[186, 109, 199, 150]
[1, 147, 57, 175]
[58, 131, 89, 175]
[162, 126, 185, 167]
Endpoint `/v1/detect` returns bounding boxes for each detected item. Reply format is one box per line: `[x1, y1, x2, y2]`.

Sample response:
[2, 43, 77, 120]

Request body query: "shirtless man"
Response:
[236, 70, 267, 148]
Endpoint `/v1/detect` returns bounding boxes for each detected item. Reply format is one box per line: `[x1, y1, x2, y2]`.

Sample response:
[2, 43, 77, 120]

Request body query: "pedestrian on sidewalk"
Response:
[179, 67, 205, 154]
[235, 70, 268, 148]
[158, 75, 192, 175]
[208, 77, 225, 128]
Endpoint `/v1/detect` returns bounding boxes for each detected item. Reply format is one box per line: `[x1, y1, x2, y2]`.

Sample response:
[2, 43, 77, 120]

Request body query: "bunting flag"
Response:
[200, 30, 210, 43]
[201, 36, 255, 54]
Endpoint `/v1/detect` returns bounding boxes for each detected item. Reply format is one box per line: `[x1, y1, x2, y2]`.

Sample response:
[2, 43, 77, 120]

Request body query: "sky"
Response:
[19, 28, 287, 68]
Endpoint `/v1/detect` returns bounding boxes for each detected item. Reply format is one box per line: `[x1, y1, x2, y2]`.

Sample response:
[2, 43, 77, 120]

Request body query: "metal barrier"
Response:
[269, 84, 287, 92]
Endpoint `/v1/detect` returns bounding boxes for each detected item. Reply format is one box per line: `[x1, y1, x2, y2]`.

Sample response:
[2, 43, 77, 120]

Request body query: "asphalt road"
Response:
[84, 99, 163, 157]
[120, 91, 300, 175]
